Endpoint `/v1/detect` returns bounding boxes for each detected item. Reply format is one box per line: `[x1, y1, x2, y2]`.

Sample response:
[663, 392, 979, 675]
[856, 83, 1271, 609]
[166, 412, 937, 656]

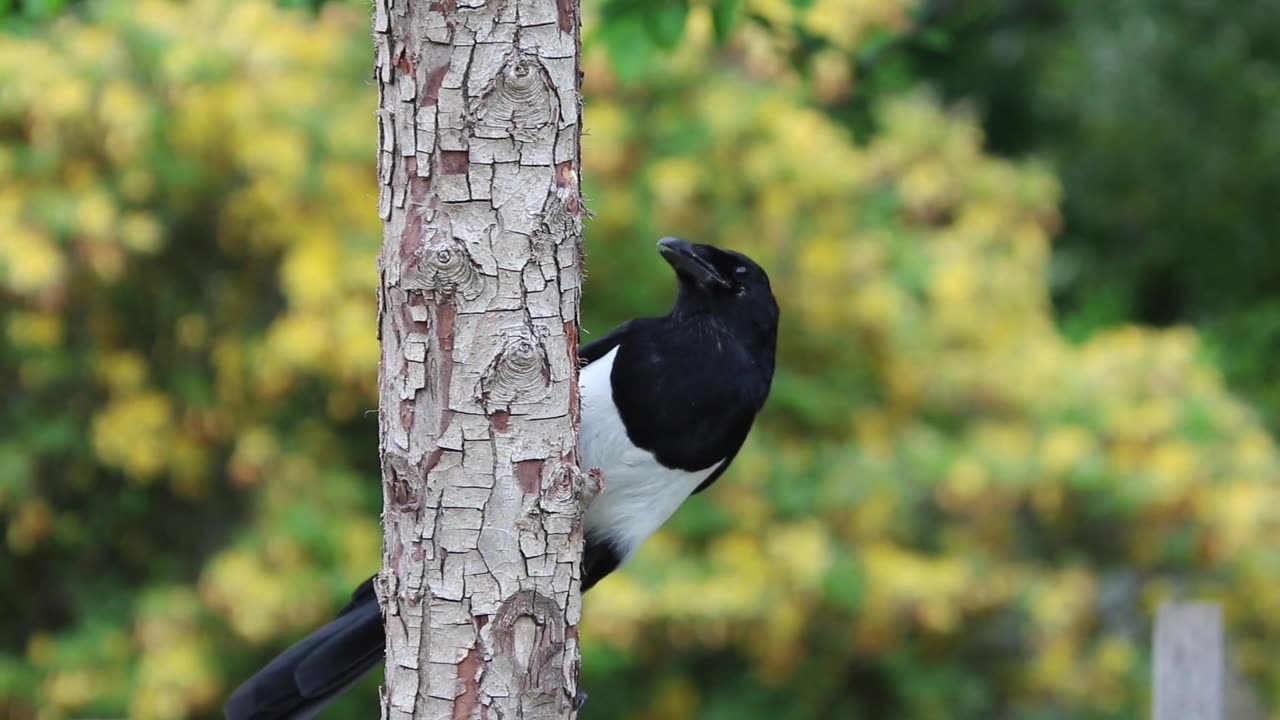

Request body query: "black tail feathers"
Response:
[224, 577, 384, 720]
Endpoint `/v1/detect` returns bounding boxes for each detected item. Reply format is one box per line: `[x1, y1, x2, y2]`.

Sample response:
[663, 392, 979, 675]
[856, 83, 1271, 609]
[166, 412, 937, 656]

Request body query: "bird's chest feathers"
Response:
[578, 347, 721, 557]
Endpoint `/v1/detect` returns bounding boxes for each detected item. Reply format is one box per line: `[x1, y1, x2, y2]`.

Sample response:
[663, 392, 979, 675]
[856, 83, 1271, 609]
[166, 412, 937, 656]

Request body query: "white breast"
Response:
[579, 347, 720, 561]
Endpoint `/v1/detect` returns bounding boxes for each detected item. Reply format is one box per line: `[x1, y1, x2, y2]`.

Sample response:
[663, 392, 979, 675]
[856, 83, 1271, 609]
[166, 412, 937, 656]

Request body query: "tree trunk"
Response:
[371, 0, 586, 717]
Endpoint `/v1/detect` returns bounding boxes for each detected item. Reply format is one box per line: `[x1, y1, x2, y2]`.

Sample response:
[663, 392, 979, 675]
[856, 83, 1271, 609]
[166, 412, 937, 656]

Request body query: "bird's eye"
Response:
[734, 266, 747, 275]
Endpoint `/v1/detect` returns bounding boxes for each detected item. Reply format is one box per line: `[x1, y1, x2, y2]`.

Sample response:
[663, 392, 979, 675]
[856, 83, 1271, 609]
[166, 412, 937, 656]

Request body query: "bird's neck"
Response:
[664, 305, 777, 370]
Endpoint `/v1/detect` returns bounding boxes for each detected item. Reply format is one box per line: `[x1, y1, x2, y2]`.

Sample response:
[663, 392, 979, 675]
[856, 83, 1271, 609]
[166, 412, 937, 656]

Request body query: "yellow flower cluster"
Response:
[576, 11, 1280, 716]
[0, 1, 383, 717]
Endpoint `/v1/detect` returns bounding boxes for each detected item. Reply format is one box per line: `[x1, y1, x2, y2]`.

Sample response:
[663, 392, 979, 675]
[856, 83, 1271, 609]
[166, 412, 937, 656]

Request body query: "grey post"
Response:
[1153, 602, 1225, 720]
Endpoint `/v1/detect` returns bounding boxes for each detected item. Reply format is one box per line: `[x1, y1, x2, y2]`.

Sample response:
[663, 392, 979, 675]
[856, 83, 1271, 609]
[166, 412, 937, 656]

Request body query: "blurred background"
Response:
[2, 0, 1279, 717]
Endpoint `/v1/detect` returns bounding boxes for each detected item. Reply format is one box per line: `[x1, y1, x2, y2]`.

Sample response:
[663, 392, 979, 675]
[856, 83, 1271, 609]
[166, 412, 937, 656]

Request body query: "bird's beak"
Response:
[657, 237, 730, 289]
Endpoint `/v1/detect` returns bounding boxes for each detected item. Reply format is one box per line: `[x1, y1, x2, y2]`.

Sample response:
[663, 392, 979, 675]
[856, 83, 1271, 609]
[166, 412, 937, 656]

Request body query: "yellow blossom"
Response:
[90, 392, 175, 480]
[119, 212, 163, 253]
[1040, 425, 1097, 476]
[77, 190, 118, 237]
[95, 351, 149, 393]
[7, 311, 63, 349]
[1, 230, 65, 294]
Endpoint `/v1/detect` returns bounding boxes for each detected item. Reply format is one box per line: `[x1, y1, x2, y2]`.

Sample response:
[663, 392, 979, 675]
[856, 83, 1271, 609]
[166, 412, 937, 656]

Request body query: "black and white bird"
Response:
[224, 237, 779, 720]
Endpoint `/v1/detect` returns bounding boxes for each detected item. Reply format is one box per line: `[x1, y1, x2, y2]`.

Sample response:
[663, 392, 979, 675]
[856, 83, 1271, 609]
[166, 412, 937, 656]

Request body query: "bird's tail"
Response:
[224, 577, 384, 720]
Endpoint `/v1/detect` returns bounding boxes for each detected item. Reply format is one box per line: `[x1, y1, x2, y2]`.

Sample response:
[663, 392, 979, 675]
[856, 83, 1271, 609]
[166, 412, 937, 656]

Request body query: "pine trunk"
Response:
[371, 0, 586, 717]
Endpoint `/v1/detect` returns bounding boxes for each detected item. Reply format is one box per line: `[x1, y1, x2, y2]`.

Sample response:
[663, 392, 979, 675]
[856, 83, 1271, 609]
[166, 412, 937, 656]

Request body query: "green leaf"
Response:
[599, 0, 688, 64]
[823, 555, 865, 611]
[919, 27, 952, 51]
[711, 0, 743, 43]
[600, 12, 658, 83]
[0, 445, 32, 506]
[855, 26, 899, 62]
[21, 0, 66, 19]
[643, 0, 689, 50]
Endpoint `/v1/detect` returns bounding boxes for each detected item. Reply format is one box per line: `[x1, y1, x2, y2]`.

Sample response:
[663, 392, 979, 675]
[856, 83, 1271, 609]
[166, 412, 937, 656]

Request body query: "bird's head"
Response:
[657, 237, 778, 332]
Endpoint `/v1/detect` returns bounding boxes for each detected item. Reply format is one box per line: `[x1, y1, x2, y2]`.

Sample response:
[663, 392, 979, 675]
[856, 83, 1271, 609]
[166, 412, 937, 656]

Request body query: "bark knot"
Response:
[471, 53, 559, 142]
[479, 331, 551, 411]
[492, 589, 568, 701]
[403, 237, 482, 300]
[538, 461, 592, 516]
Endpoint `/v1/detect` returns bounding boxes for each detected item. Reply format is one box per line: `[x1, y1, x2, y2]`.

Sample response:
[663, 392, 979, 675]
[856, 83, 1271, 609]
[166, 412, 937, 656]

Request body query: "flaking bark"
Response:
[371, 0, 587, 718]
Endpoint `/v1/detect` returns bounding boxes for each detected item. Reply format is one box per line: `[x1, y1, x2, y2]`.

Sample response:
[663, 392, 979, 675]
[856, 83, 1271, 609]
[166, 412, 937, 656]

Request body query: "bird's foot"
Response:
[574, 688, 589, 710]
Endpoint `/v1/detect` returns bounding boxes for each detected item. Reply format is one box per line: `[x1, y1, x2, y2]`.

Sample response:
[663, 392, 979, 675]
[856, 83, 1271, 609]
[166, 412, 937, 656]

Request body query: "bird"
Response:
[224, 237, 779, 720]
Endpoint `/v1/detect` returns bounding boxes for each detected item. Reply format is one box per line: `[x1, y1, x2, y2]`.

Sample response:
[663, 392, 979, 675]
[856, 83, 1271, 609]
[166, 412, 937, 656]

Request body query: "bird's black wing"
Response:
[690, 356, 770, 494]
[692, 433, 747, 495]
[580, 533, 624, 593]
[578, 320, 633, 367]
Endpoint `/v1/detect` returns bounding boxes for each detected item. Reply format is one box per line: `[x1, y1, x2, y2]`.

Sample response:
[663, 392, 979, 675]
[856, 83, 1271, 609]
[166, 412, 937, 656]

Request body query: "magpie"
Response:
[224, 237, 779, 720]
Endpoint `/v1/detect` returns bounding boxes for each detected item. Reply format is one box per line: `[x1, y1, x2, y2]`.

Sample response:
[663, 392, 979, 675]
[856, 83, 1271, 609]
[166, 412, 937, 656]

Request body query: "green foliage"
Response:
[0, 0, 75, 24]
[577, 21, 1280, 711]
[844, 0, 1280, 426]
[1, 0, 1278, 719]
[0, 1, 380, 717]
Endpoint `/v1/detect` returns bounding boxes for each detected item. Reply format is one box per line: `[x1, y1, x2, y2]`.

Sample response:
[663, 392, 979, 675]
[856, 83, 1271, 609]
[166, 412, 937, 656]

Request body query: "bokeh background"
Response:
[2, 0, 1279, 718]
